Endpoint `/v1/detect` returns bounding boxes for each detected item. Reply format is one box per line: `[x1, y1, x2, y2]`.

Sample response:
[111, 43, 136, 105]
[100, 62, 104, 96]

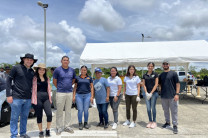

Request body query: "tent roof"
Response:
[80, 40, 208, 67]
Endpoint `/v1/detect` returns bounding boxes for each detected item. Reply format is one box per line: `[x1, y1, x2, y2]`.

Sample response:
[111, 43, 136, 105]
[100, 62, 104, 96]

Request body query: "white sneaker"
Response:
[123, 120, 130, 126]
[129, 122, 136, 128]
[110, 122, 114, 126]
[112, 123, 117, 130]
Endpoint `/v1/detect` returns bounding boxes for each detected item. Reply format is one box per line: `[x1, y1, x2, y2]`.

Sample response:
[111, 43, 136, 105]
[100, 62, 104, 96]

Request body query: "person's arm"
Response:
[142, 79, 148, 93]
[114, 78, 122, 102]
[53, 69, 58, 88]
[116, 85, 122, 96]
[72, 79, 75, 85]
[174, 82, 180, 101]
[123, 82, 126, 96]
[72, 69, 76, 85]
[53, 79, 57, 88]
[72, 83, 77, 103]
[150, 78, 159, 94]
[90, 83, 94, 103]
[106, 87, 110, 102]
[137, 83, 141, 97]
[6, 66, 16, 103]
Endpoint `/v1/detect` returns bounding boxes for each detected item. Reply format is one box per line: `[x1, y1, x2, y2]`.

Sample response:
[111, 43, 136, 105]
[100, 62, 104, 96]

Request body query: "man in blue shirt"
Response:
[93, 68, 110, 129]
[53, 56, 76, 135]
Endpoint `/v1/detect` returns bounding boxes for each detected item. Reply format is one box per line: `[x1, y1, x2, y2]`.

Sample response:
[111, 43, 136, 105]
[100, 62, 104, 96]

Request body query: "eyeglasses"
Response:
[163, 63, 169, 65]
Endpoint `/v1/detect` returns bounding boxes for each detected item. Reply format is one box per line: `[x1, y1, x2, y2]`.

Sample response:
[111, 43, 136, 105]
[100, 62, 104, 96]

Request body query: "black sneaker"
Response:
[79, 123, 83, 130]
[162, 122, 170, 128]
[84, 122, 89, 129]
[39, 131, 44, 137]
[97, 122, 104, 127]
[104, 123, 109, 129]
[45, 129, 50, 137]
[173, 125, 178, 134]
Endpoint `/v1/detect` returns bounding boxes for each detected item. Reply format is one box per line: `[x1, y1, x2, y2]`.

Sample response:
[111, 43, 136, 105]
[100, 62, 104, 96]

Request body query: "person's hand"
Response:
[90, 97, 94, 104]
[122, 95, 125, 101]
[146, 92, 152, 100]
[136, 96, 141, 102]
[7, 96, 13, 104]
[72, 97, 76, 103]
[114, 96, 118, 102]
[106, 97, 109, 102]
[174, 95, 179, 101]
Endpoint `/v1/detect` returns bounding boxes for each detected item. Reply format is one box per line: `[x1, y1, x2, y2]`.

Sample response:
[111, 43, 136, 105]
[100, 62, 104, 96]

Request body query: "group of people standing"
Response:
[5, 53, 180, 138]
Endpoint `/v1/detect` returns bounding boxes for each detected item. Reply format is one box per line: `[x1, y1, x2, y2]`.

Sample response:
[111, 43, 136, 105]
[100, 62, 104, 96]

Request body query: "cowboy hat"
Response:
[34, 63, 46, 70]
[20, 53, 38, 63]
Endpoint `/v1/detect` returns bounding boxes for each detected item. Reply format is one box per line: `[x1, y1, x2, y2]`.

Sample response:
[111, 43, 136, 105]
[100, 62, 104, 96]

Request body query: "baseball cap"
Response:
[162, 60, 169, 64]
[95, 68, 102, 73]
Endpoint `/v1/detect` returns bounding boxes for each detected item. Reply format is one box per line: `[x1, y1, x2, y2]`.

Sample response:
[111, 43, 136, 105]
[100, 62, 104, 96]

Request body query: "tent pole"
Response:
[142, 67, 144, 77]
[91, 65, 94, 78]
[122, 65, 123, 76]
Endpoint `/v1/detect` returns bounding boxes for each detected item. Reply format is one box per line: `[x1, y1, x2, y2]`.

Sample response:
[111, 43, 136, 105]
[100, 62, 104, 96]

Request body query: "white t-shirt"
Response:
[124, 76, 141, 95]
[107, 76, 122, 97]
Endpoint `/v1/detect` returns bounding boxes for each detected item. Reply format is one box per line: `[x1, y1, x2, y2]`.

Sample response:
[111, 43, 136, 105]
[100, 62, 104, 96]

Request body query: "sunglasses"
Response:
[163, 63, 169, 65]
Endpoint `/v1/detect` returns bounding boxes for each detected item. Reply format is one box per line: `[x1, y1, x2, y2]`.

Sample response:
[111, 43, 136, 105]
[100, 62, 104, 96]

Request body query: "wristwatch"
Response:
[176, 93, 179, 95]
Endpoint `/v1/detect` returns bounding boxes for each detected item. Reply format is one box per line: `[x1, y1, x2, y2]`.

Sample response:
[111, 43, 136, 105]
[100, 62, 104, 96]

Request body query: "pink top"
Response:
[31, 76, 52, 105]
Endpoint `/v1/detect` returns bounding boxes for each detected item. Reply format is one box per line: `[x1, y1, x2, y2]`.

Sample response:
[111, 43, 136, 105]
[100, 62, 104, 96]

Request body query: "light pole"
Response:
[37, 1, 48, 66]
[141, 33, 151, 42]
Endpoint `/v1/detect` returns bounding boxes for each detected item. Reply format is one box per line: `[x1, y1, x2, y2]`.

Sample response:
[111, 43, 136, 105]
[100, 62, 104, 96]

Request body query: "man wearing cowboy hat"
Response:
[6, 53, 37, 138]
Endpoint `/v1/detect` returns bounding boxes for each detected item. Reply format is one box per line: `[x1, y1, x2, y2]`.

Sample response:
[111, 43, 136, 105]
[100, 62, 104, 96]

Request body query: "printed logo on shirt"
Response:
[151, 75, 155, 78]
[94, 82, 102, 92]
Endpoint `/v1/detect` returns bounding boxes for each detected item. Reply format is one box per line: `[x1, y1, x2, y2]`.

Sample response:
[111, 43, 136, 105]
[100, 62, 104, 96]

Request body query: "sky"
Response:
[0, 0, 208, 69]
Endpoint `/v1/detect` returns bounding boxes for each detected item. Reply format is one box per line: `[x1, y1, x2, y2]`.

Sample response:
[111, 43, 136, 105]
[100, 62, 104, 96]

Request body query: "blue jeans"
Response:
[109, 95, 121, 123]
[76, 93, 91, 123]
[143, 92, 158, 122]
[10, 99, 31, 138]
[96, 103, 109, 125]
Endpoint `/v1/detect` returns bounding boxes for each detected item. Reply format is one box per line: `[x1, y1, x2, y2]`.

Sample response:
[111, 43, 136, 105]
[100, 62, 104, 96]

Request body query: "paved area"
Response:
[1, 88, 208, 138]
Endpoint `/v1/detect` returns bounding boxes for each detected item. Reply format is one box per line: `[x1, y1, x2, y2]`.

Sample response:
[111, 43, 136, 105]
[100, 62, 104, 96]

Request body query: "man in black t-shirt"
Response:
[159, 60, 180, 134]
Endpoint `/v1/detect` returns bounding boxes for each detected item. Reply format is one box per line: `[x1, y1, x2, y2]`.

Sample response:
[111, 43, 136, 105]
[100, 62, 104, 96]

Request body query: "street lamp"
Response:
[141, 33, 151, 42]
[37, 1, 48, 66]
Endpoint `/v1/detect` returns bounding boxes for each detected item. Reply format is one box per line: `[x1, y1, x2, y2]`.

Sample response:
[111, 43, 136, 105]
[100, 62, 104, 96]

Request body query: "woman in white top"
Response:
[123, 65, 141, 128]
[107, 67, 122, 130]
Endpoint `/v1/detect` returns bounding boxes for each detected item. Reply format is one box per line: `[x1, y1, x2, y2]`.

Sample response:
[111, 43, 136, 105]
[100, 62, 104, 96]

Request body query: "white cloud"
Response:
[0, 16, 86, 68]
[110, 0, 157, 12]
[152, 26, 193, 41]
[79, 0, 125, 31]
[0, 18, 14, 33]
[179, 9, 208, 28]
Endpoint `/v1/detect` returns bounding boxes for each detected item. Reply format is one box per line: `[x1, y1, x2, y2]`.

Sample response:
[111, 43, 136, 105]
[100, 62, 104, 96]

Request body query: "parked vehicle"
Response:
[0, 79, 35, 127]
[0, 90, 11, 127]
[176, 71, 195, 82]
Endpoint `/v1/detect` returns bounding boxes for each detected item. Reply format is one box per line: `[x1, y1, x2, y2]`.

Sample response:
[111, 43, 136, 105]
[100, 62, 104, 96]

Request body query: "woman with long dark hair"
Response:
[123, 65, 141, 128]
[142, 62, 159, 129]
[107, 67, 122, 130]
[73, 65, 94, 130]
[31, 63, 52, 137]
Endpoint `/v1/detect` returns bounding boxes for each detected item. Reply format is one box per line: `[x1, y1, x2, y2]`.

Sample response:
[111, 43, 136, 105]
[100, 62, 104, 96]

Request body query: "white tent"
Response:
[80, 40, 208, 76]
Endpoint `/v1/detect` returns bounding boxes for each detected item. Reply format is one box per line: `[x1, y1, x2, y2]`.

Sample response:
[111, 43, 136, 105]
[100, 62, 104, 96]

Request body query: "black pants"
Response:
[125, 95, 138, 121]
[35, 92, 52, 123]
